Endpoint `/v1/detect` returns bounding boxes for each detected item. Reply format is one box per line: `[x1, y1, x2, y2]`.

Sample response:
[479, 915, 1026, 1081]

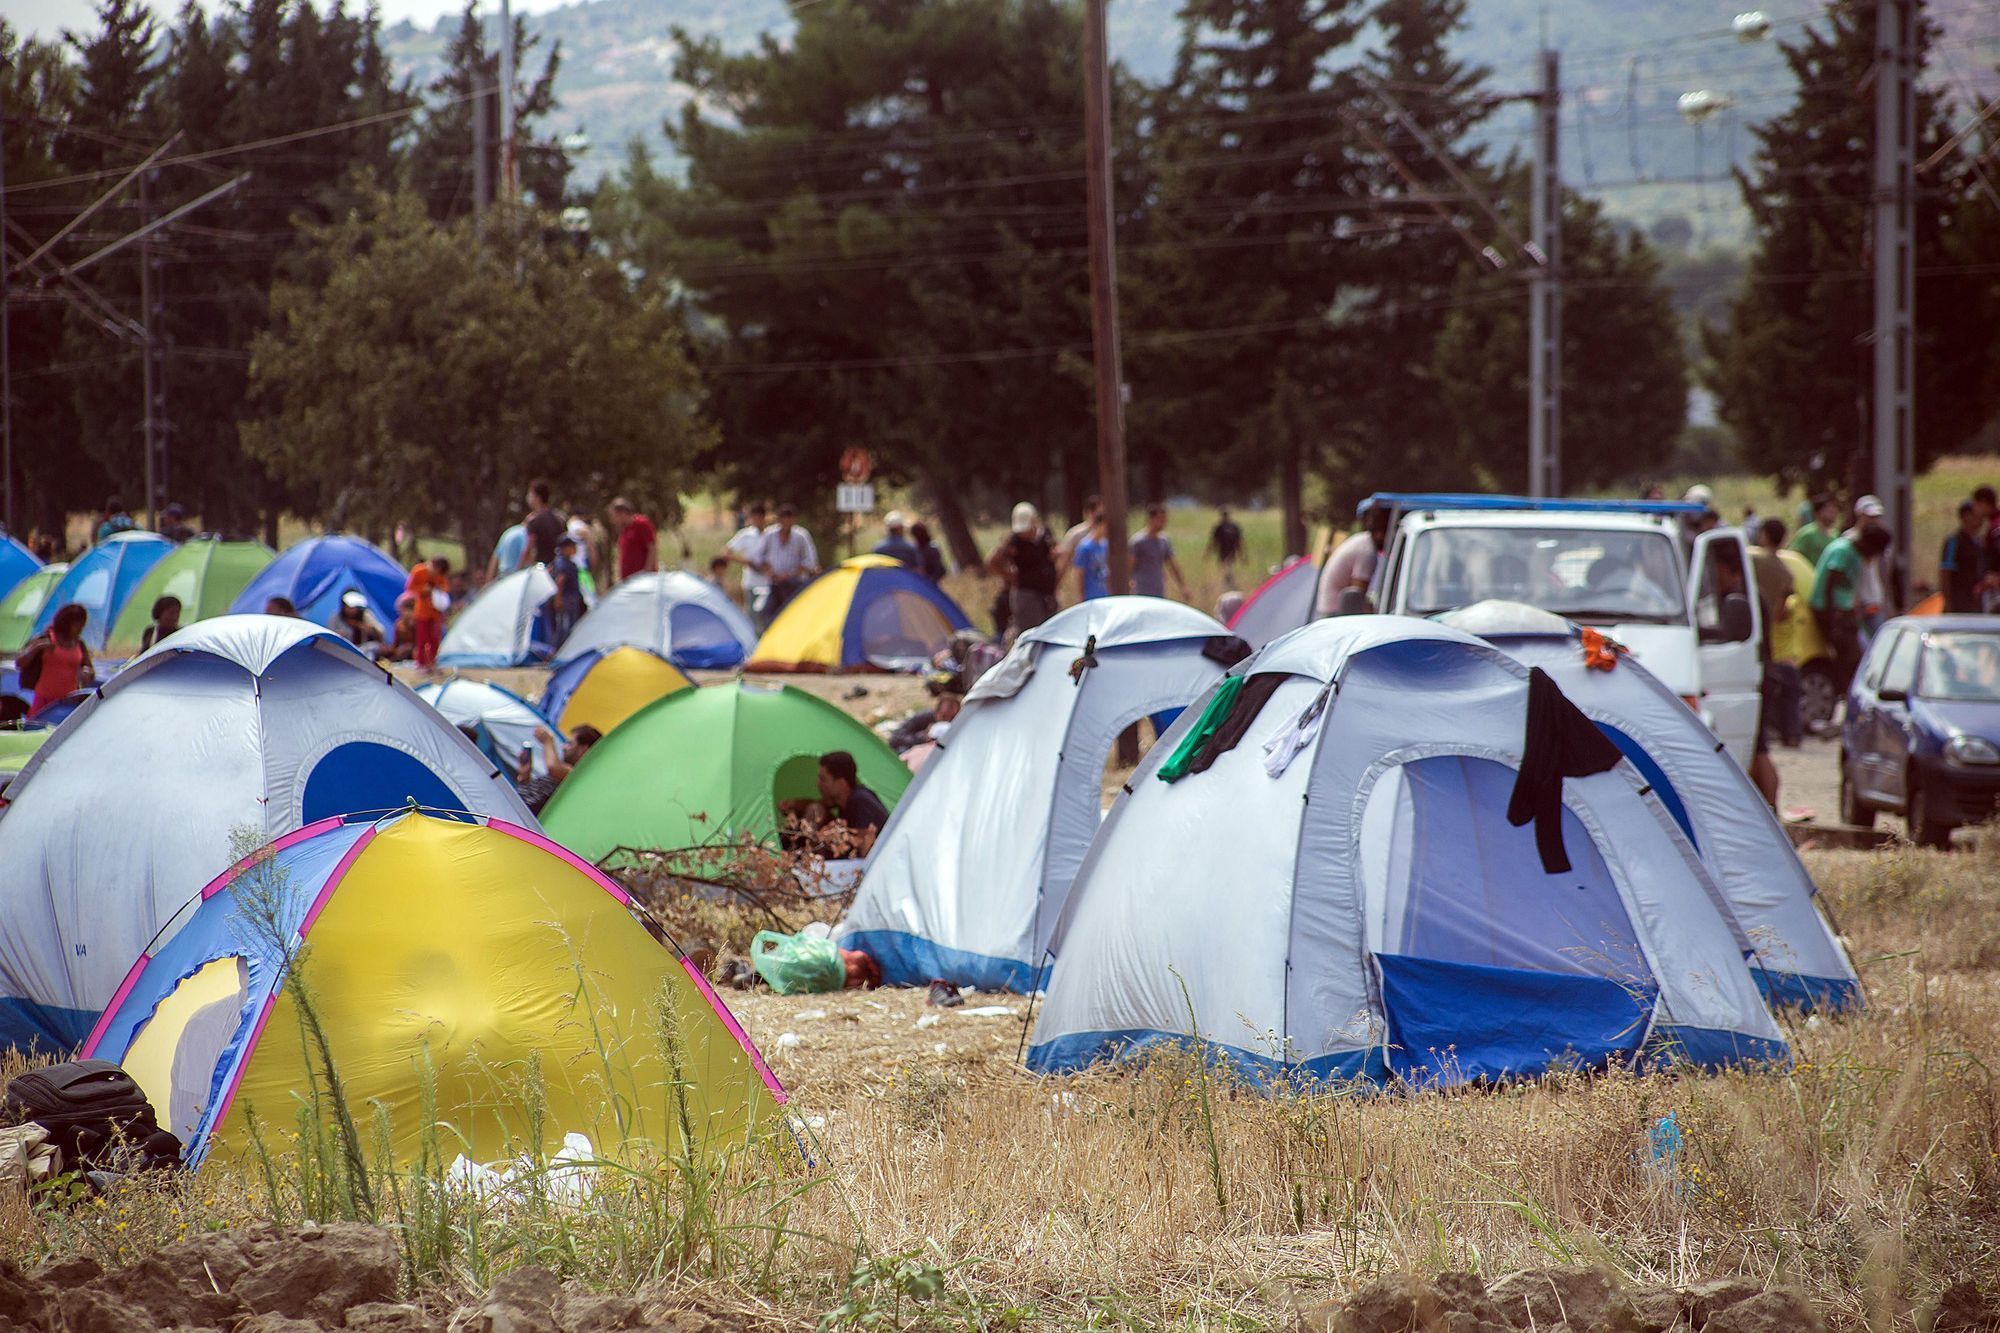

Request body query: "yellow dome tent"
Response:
[539, 644, 694, 735]
[749, 555, 971, 672]
[83, 811, 786, 1169]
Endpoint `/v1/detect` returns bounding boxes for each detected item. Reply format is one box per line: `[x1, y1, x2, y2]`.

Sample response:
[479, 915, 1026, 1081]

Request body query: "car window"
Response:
[1880, 630, 1922, 696]
[1918, 632, 2000, 701]
[1693, 535, 1752, 639]
[1862, 629, 1901, 691]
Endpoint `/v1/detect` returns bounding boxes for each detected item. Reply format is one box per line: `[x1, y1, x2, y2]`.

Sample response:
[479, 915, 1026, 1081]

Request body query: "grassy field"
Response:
[4, 771, 1998, 1326]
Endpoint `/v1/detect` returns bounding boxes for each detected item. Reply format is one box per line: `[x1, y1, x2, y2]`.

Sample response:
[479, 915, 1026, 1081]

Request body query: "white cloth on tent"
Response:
[1261, 684, 1331, 778]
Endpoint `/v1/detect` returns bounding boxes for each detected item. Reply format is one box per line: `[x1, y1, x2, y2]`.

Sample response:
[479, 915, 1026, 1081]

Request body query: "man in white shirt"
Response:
[1314, 508, 1390, 617]
[723, 501, 772, 625]
[758, 503, 821, 619]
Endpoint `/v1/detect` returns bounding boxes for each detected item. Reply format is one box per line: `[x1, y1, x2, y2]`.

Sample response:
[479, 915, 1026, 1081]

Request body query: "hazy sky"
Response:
[4, 0, 571, 42]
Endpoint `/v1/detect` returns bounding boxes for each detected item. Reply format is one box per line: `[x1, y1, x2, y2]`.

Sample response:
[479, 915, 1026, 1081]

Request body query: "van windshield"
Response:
[1405, 526, 1689, 624]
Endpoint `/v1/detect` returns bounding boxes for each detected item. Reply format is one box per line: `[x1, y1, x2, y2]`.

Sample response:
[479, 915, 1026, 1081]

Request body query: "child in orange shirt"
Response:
[405, 555, 449, 670]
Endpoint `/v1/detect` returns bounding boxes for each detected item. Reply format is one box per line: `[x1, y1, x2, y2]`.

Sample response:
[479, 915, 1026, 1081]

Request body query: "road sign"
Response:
[840, 448, 873, 484]
[837, 483, 876, 514]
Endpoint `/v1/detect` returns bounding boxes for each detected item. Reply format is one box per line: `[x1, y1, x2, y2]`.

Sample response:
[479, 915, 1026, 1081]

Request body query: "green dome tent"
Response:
[541, 681, 911, 863]
[0, 729, 48, 783]
[0, 564, 65, 655]
[106, 539, 274, 657]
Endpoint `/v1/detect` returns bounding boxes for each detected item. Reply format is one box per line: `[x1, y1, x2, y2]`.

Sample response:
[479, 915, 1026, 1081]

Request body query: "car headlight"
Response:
[1946, 735, 2000, 766]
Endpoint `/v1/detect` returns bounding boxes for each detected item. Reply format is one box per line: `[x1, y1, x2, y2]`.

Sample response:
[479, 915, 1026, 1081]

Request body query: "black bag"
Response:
[1, 1060, 183, 1173]
[16, 636, 46, 691]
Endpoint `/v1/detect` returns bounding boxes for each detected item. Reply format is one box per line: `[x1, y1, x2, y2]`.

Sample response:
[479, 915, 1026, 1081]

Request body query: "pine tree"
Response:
[1334, 0, 1495, 500]
[1702, 0, 1995, 489]
[403, 3, 570, 221]
[1146, 0, 1369, 555]
[602, 0, 1106, 562]
[1431, 185, 1688, 493]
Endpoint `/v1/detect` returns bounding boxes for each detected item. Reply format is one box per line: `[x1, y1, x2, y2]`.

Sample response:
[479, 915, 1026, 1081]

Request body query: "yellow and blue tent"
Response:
[539, 644, 694, 735]
[82, 810, 786, 1169]
[748, 555, 971, 672]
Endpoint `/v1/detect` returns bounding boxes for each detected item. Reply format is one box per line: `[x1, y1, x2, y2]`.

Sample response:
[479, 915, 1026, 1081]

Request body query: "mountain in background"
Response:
[377, 0, 1997, 240]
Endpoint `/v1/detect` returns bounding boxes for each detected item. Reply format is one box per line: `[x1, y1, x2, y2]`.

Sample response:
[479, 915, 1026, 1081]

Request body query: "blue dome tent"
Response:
[32, 531, 173, 652]
[229, 535, 405, 628]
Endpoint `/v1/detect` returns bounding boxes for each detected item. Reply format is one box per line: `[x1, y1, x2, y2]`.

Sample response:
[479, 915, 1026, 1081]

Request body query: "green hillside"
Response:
[378, 0, 1996, 235]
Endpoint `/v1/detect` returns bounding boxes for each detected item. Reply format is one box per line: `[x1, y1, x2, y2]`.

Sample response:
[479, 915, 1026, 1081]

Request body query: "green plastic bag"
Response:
[750, 930, 847, 995]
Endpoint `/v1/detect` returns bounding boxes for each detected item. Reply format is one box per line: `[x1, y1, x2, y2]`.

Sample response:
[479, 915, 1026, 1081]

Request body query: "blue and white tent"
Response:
[1028, 616, 1786, 1091]
[1440, 600, 1859, 1012]
[437, 565, 560, 667]
[229, 535, 404, 628]
[415, 677, 559, 777]
[841, 598, 1243, 991]
[556, 570, 755, 671]
[33, 531, 172, 652]
[0, 616, 533, 1052]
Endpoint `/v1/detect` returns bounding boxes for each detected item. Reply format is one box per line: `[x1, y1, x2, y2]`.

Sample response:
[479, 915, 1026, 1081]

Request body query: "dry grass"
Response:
[7, 839, 1998, 1327]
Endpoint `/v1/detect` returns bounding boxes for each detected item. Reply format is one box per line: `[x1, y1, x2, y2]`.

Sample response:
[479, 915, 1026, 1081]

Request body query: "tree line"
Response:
[4, 0, 1997, 566]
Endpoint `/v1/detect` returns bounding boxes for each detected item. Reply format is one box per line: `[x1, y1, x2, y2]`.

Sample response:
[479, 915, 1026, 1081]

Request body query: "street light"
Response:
[1732, 11, 1772, 42]
[1677, 89, 1736, 124]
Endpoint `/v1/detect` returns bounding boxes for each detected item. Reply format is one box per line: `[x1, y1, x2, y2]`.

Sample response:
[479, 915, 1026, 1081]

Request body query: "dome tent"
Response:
[83, 811, 786, 1168]
[0, 535, 40, 603]
[539, 644, 692, 736]
[416, 677, 560, 776]
[1028, 617, 1786, 1091]
[106, 539, 275, 657]
[557, 570, 755, 671]
[1440, 600, 1859, 1012]
[0, 616, 534, 1051]
[229, 534, 405, 627]
[541, 680, 909, 864]
[438, 565, 560, 667]
[841, 598, 1246, 991]
[1227, 556, 1318, 649]
[0, 728, 47, 781]
[33, 531, 173, 652]
[749, 556, 972, 673]
[0, 563, 64, 655]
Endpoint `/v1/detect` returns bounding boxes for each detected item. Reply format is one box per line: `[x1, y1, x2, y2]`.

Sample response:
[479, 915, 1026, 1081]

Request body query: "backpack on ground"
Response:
[0, 1060, 182, 1174]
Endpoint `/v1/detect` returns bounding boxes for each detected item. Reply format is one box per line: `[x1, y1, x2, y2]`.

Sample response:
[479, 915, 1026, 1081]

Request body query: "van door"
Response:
[1689, 529, 1763, 768]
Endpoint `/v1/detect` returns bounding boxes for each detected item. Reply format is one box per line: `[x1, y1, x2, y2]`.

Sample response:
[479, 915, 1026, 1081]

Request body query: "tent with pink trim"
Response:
[83, 810, 787, 1168]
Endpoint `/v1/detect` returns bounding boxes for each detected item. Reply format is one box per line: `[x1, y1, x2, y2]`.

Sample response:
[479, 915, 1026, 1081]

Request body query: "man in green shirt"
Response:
[1811, 526, 1891, 692]
[1788, 492, 1841, 568]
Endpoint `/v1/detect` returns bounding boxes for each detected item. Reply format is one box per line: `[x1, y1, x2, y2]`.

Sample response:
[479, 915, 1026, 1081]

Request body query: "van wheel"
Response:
[1800, 662, 1840, 732]
[1908, 777, 1952, 850]
[1838, 759, 1874, 830]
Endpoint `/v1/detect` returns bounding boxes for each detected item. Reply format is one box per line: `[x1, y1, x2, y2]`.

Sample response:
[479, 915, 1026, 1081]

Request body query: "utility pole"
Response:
[1082, 0, 1129, 595]
[140, 168, 159, 530]
[1527, 49, 1562, 499]
[498, 0, 516, 200]
[1873, 0, 1915, 576]
[1, 101, 14, 535]
[473, 72, 493, 220]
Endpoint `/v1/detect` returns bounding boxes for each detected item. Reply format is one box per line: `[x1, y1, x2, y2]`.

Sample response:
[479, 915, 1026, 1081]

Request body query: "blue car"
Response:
[1840, 615, 2000, 847]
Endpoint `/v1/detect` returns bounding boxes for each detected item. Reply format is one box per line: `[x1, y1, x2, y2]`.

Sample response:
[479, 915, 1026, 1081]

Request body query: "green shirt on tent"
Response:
[1810, 536, 1863, 613]
[1788, 522, 1836, 569]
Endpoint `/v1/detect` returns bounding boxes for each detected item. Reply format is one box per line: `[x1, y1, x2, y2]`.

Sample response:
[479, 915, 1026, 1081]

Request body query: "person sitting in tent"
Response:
[19, 604, 95, 717]
[777, 750, 891, 857]
[516, 723, 602, 814]
[334, 590, 386, 654]
[140, 596, 182, 652]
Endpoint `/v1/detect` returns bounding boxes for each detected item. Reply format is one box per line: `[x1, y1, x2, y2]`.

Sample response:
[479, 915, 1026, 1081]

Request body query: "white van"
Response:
[1361, 494, 1764, 767]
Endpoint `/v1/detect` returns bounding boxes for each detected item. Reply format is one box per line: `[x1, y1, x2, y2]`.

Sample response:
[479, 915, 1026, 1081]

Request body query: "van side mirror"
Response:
[1878, 686, 1909, 703]
[1702, 591, 1754, 644]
